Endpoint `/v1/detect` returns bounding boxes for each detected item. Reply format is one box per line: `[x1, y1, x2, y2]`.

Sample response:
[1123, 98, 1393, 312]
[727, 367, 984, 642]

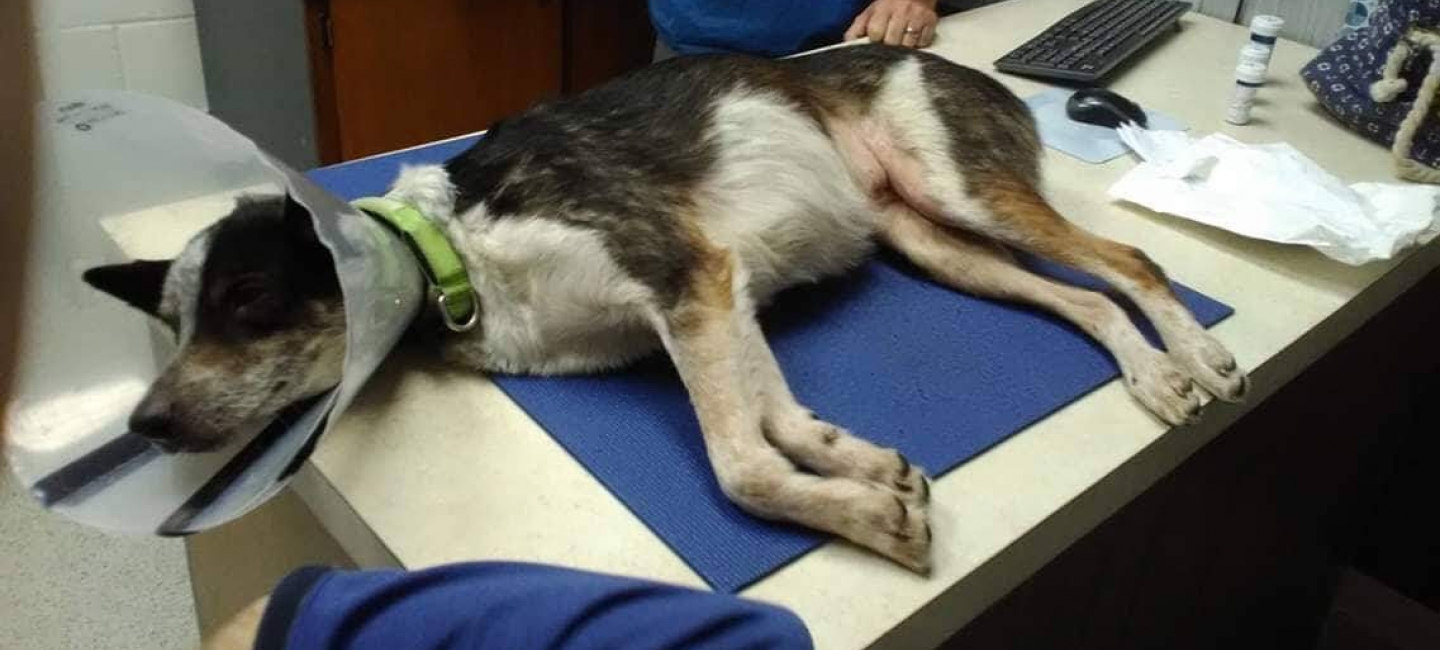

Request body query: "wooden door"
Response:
[311, 0, 563, 162]
[562, 0, 655, 94]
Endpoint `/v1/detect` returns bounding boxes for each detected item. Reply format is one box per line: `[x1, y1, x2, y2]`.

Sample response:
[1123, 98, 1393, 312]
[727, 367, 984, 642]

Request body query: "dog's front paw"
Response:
[1171, 334, 1248, 402]
[865, 493, 932, 574]
[767, 411, 928, 504]
[1123, 350, 1202, 426]
[877, 450, 930, 507]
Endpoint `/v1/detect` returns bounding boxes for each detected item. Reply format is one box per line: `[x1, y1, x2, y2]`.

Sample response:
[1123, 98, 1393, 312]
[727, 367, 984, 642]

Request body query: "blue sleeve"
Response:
[650, 0, 870, 57]
[257, 563, 813, 650]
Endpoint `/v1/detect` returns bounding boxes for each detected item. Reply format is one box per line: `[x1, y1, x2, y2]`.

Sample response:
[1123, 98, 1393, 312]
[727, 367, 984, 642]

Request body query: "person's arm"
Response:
[202, 563, 811, 650]
[844, 0, 940, 48]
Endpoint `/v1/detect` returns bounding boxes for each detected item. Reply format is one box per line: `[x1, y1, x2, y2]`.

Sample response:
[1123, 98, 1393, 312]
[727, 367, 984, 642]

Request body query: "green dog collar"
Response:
[351, 196, 478, 332]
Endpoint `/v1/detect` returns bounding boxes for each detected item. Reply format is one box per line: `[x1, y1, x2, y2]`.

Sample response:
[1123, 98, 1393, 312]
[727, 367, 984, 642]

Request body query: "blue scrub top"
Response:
[258, 563, 813, 650]
[651, 0, 871, 57]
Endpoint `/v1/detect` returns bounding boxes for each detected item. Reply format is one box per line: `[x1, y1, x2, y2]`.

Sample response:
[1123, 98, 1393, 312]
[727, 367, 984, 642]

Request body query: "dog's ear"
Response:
[279, 193, 340, 296]
[283, 194, 320, 245]
[83, 259, 172, 318]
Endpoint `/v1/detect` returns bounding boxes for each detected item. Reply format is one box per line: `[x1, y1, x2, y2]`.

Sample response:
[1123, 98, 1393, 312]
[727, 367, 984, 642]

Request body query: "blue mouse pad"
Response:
[310, 135, 1233, 593]
[1025, 88, 1187, 164]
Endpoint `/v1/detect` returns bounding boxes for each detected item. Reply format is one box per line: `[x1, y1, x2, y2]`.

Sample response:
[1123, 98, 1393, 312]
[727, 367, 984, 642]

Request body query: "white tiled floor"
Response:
[0, 470, 198, 650]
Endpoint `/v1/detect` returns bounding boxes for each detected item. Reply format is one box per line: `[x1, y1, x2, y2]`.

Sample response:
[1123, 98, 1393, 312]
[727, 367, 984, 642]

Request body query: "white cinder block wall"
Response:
[33, 0, 209, 110]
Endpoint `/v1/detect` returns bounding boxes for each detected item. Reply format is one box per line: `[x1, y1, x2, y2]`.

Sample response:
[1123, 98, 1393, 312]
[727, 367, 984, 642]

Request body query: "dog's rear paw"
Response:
[1172, 334, 1248, 402]
[868, 494, 932, 574]
[1124, 350, 1202, 426]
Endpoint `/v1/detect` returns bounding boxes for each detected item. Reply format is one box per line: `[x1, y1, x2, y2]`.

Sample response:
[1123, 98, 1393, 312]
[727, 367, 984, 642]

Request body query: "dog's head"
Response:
[83, 195, 346, 453]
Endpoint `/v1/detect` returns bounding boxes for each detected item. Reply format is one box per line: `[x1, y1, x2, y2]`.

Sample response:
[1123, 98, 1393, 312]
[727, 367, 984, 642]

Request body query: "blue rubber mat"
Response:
[310, 136, 1233, 593]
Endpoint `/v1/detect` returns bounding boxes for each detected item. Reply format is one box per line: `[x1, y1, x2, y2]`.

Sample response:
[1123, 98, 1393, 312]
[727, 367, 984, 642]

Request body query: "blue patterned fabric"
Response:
[1302, 0, 1440, 167]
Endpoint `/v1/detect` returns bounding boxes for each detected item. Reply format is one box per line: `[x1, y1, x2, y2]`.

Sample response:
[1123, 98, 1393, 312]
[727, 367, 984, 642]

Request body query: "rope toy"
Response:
[1373, 28, 1440, 183]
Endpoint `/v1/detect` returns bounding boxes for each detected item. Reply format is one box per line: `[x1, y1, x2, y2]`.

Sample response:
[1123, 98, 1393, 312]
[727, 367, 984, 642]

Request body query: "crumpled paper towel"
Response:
[1109, 124, 1440, 265]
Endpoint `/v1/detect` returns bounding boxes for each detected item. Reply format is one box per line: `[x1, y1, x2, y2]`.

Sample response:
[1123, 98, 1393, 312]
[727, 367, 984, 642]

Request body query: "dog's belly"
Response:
[698, 91, 882, 304]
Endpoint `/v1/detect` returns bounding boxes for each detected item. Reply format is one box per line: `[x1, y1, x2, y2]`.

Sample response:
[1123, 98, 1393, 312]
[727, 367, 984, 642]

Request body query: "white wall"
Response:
[32, 0, 209, 110]
[1190, 0, 1242, 21]
[1239, 0, 1353, 47]
[1191, 0, 1353, 46]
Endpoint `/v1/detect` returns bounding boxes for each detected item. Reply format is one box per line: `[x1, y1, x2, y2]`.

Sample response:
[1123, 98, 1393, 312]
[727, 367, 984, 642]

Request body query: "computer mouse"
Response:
[1065, 88, 1148, 128]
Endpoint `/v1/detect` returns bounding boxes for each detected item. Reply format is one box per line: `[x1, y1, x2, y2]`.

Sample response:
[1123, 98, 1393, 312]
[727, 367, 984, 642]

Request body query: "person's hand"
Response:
[844, 0, 939, 49]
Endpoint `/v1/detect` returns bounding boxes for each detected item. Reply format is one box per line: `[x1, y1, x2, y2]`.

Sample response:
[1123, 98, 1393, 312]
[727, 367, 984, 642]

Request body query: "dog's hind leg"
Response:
[914, 174, 1247, 403]
[878, 203, 1203, 425]
[652, 245, 931, 572]
[861, 56, 1245, 403]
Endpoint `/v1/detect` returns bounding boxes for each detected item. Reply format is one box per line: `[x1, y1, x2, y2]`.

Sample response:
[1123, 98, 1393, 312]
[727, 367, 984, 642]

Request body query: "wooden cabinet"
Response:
[197, 0, 653, 167]
[308, 0, 563, 161]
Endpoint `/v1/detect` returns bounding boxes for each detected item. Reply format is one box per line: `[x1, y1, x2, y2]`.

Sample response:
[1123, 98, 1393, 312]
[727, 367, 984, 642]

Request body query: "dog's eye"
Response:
[223, 279, 268, 307]
[214, 274, 285, 329]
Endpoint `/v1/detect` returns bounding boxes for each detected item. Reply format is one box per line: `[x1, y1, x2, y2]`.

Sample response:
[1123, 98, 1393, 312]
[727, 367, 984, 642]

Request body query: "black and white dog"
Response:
[84, 45, 1246, 572]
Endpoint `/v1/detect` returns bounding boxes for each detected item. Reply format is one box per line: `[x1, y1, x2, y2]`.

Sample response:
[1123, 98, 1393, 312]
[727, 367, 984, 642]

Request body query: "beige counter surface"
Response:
[288, 2, 1425, 648]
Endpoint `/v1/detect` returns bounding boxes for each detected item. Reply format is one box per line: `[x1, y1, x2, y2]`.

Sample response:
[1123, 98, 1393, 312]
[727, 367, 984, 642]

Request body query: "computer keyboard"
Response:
[994, 0, 1191, 84]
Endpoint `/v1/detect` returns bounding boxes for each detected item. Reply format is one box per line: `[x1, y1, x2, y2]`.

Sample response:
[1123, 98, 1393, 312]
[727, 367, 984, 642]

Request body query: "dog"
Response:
[84, 44, 1247, 572]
